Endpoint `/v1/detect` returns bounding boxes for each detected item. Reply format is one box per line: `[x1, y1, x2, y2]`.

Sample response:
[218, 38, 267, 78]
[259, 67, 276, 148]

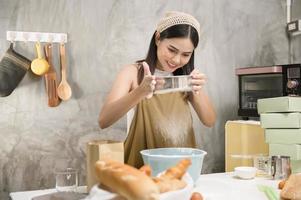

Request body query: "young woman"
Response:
[99, 11, 216, 168]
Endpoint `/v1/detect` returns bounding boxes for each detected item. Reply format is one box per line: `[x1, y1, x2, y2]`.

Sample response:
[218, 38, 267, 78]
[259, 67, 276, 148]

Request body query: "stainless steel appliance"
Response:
[236, 64, 301, 118]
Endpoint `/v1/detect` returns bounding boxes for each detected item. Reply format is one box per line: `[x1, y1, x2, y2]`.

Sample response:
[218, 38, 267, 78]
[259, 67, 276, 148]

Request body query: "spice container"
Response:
[253, 154, 272, 177]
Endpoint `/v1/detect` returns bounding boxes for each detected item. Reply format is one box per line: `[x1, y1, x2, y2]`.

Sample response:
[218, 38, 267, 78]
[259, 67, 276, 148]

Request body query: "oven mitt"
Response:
[0, 43, 31, 97]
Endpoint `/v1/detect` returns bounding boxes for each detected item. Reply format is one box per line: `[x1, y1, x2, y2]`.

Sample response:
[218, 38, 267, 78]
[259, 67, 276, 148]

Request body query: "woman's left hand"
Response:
[190, 69, 206, 94]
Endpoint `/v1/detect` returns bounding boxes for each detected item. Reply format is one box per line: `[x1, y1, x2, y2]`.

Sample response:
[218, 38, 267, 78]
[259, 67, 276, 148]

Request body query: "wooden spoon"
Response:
[31, 42, 49, 75]
[57, 43, 72, 101]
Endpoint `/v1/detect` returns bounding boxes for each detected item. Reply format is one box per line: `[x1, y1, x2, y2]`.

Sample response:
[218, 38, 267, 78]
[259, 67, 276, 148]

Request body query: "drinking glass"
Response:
[55, 168, 78, 192]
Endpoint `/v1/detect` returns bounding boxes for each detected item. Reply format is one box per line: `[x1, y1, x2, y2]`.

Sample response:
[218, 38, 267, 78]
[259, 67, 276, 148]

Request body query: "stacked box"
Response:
[258, 96, 301, 173]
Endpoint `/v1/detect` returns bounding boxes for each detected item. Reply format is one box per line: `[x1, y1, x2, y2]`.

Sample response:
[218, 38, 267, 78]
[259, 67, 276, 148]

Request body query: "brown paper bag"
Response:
[86, 140, 124, 191]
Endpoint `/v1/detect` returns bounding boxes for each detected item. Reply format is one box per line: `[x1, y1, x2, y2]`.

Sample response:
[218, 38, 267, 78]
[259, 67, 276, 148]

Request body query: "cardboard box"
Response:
[86, 140, 124, 192]
[269, 143, 301, 160]
[265, 129, 301, 144]
[261, 113, 301, 128]
[257, 96, 301, 114]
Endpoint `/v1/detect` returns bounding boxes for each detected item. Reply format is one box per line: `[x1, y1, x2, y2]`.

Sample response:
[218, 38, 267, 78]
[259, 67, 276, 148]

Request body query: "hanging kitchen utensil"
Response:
[0, 43, 31, 97]
[57, 43, 72, 101]
[44, 43, 60, 107]
[31, 42, 49, 75]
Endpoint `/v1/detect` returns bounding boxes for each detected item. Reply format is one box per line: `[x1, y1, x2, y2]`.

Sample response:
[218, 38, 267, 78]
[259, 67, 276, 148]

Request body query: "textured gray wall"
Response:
[0, 0, 299, 199]
[291, 0, 301, 63]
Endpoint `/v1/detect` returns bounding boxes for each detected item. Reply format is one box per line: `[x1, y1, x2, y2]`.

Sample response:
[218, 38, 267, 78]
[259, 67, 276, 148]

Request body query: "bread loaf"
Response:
[95, 159, 160, 200]
[280, 173, 301, 200]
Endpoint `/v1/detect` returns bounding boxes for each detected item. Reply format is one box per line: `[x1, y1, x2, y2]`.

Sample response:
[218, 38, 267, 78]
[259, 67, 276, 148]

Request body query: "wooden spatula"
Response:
[44, 43, 60, 107]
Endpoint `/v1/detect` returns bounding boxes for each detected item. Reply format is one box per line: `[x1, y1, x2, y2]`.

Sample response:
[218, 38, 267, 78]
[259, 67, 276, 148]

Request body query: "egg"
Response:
[278, 179, 286, 190]
[190, 192, 203, 200]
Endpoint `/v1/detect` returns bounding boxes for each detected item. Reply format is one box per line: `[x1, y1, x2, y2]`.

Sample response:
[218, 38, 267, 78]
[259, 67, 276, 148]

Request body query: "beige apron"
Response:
[124, 92, 196, 168]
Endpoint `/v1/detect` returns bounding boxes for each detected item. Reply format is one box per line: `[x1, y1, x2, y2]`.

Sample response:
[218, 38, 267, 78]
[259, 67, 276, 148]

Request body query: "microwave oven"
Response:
[235, 64, 301, 118]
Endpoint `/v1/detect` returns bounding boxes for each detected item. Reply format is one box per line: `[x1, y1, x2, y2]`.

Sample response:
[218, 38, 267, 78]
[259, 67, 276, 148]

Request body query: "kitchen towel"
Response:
[0, 43, 31, 97]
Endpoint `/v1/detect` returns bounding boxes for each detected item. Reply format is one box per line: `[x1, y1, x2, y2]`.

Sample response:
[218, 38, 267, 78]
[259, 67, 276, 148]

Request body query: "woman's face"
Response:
[156, 36, 194, 72]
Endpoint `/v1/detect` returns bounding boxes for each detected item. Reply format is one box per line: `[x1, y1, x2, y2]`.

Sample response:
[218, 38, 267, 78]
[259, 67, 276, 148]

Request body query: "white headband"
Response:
[156, 11, 200, 38]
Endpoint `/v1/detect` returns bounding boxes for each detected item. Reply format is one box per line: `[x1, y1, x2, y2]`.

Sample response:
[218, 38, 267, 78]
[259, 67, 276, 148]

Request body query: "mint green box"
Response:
[265, 129, 301, 144]
[291, 160, 301, 174]
[261, 113, 301, 128]
[258, 97, 301, 114]
[269, 144, 301, 160]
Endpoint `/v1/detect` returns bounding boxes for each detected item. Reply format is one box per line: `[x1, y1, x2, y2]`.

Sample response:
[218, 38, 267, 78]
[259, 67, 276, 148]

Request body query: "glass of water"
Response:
[55, 168, 78, 192]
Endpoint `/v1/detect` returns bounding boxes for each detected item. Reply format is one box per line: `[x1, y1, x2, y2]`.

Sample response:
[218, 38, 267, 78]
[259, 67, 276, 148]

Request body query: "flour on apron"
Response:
[124, 92, 196, 168]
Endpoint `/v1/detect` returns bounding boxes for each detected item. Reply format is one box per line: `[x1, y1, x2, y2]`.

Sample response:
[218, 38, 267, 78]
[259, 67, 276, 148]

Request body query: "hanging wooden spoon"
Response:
[57, 43, 72, 101]
[31, 42, 49, 75]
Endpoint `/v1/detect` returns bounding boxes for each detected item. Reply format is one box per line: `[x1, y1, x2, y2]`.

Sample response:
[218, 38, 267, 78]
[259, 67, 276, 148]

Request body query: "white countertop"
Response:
[193, 172, 279, 200]
[10, 186, 87, 200]
[10, 172, 280, 200]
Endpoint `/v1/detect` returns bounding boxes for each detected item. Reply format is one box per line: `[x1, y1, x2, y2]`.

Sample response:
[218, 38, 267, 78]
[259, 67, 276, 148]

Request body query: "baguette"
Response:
[139, 165, 152, 177]
[160, 159, 191, 180]
[152, 176, 186, 193]
[95, 159, 160, 200]
[153, 159, 191, 193]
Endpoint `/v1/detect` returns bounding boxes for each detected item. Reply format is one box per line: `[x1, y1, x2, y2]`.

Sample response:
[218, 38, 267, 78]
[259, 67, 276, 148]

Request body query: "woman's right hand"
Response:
[138, 62, 156, 99]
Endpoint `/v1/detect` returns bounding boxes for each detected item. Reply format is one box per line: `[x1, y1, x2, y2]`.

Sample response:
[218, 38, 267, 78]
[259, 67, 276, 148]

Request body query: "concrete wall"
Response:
[0, 0, 299, 199]
[291, 0, 301, 63]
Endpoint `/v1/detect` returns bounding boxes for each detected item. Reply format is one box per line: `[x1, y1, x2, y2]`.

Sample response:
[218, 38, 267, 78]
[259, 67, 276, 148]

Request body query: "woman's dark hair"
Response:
[137, 24, 199, 84]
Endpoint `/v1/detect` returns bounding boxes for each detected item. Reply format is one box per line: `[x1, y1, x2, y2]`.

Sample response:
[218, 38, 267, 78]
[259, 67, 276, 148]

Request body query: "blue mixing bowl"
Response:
[140, 147, 207, 182]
